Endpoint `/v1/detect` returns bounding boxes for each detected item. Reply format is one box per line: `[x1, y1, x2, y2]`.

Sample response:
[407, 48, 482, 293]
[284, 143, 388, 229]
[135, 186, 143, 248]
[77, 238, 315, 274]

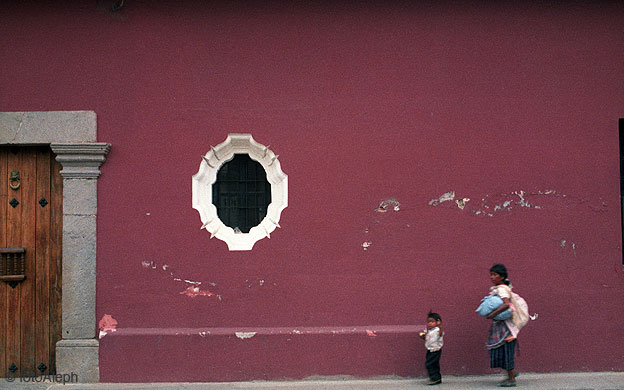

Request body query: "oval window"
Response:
[212, 154, 271, 233]
[192, 134, 288, 251]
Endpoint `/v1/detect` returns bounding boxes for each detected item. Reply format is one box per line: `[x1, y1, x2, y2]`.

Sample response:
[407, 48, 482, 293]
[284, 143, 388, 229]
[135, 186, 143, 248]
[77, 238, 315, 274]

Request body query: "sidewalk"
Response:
[1, 372, 622, 390]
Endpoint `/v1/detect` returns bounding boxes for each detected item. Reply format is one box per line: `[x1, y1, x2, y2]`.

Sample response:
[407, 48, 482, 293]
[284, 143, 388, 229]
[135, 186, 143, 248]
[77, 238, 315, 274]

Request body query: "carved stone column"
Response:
[50, 143, 110, 382]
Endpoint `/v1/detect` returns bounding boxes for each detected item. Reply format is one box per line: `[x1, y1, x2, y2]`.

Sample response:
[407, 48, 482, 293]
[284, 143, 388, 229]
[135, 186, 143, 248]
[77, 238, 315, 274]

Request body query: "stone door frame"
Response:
[1, 111, 110, 382]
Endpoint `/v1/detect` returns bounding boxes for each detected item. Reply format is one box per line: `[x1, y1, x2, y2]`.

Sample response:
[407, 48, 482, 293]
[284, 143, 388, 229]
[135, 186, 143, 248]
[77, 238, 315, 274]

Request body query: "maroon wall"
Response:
[2, 1, 623, 382]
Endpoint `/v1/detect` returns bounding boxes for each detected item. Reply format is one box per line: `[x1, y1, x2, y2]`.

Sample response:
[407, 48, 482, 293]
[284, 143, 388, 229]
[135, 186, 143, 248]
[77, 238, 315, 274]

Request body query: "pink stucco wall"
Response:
[2, 1, 623, 382]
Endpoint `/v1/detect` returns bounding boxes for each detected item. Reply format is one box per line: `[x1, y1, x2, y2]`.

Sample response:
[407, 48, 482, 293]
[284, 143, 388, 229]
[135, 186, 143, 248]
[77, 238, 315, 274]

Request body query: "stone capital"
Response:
[50, 143, 111, 179]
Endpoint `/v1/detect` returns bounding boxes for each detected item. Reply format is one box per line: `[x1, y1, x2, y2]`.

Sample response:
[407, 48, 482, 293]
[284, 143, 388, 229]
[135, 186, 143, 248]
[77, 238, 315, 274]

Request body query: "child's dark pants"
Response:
[425, 349, 442, 381]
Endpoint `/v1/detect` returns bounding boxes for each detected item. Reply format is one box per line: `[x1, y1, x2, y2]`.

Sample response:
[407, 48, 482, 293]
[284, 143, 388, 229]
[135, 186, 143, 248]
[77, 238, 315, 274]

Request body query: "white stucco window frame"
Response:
[192, 134, 288, 251]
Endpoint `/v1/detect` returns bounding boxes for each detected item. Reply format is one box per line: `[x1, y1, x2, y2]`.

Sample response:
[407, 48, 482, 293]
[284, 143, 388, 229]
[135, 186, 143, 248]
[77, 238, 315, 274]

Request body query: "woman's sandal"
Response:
[499, 379, 517, 387]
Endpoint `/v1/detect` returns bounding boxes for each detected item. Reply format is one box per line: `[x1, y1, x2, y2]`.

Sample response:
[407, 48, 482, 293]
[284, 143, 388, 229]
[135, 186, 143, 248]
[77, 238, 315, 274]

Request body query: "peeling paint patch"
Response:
[559, 239, 577, 256]
[180, 286, 215, 298]
[141, 260, 220, 299]
[235, 332, 257, 339]
[141, 260, 157, 269]
[366, 330, 377, 337]
[455, 198, 470, 210]
[245, 278, 269, 288]
[362, 199, 401, 250]
[430, 189, 589, 217]
[199, 331, 210, 338]
[375, 199, 401, 212]
[429, 191, 455, 206]
[98, 314, 118, 339]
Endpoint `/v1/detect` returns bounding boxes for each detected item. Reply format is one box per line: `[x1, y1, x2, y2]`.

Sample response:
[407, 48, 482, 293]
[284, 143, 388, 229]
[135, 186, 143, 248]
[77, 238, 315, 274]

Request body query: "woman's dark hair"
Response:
[427, 311, 442, 321]
[490, 263, 511, 285]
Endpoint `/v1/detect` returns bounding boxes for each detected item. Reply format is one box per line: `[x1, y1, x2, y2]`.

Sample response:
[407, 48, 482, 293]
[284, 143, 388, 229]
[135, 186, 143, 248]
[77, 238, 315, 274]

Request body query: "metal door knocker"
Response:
[9, 171, 20, 190]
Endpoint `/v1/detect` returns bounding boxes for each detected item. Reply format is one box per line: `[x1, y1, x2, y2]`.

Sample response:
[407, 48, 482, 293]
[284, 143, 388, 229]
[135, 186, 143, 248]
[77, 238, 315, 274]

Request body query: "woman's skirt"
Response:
[489, 339, 517, 370]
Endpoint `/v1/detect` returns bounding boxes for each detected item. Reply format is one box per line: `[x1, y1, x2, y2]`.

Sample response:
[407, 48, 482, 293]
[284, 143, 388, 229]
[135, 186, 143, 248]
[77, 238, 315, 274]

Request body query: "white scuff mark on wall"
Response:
[199, 331, 210, 338]
[172, 277, 203, 285]
[9, 119, 24, 142]
[362, 242, 372, 250]
[428, 191, 455, 206]
[16, 120, 23, 140]
[366, 330, 377, 337]
[530, 313, 539, 320]
[235, 332, 257, 339]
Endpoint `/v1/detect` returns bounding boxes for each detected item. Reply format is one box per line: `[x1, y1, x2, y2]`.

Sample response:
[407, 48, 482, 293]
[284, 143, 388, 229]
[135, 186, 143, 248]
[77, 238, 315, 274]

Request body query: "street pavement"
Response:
[1, 372, 622, 390]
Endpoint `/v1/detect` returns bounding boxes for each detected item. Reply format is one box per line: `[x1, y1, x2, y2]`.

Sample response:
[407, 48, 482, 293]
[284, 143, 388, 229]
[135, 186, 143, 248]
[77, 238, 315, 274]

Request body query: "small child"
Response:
[419, 311, 443, 385]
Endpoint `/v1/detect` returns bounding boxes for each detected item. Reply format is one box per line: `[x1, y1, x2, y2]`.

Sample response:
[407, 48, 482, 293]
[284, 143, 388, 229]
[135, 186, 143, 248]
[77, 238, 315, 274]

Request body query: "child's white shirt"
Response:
[425, 327, 443, 352]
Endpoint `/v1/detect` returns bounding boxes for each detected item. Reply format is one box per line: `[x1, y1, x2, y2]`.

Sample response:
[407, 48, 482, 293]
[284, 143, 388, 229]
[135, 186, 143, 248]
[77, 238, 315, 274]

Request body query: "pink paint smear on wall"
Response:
[180, 286, 215, 298]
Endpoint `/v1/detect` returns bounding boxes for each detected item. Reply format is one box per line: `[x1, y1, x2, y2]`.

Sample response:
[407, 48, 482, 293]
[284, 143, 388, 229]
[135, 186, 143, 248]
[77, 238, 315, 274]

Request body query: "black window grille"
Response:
[213, 154, 271, 233]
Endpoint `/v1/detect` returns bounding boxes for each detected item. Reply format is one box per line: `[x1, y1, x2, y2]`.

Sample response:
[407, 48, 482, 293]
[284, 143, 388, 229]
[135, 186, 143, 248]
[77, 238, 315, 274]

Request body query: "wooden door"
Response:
[0, 146, 62, 378]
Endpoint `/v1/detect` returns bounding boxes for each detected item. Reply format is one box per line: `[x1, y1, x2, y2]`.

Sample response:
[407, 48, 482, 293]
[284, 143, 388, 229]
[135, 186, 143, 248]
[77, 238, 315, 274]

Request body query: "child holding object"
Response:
[419, 311, 444, 385]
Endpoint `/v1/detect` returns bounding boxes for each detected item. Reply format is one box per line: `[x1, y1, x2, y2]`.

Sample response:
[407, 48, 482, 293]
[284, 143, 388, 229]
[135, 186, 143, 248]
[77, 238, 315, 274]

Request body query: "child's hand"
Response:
[419, 331, 426, 339]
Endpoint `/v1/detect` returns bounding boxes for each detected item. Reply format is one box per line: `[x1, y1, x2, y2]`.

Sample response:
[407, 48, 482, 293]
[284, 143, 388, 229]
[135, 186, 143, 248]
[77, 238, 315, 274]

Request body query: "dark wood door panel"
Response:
[0, 146, 61, 377]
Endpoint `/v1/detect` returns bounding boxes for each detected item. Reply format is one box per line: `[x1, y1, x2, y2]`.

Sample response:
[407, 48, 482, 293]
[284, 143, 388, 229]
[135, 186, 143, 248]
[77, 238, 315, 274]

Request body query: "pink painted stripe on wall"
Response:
[106, 325, 426, 337]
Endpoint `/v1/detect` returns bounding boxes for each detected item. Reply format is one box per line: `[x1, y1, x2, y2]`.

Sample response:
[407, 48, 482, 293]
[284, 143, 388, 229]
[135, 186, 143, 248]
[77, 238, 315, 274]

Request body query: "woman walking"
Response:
[485, 264, 520, 387]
